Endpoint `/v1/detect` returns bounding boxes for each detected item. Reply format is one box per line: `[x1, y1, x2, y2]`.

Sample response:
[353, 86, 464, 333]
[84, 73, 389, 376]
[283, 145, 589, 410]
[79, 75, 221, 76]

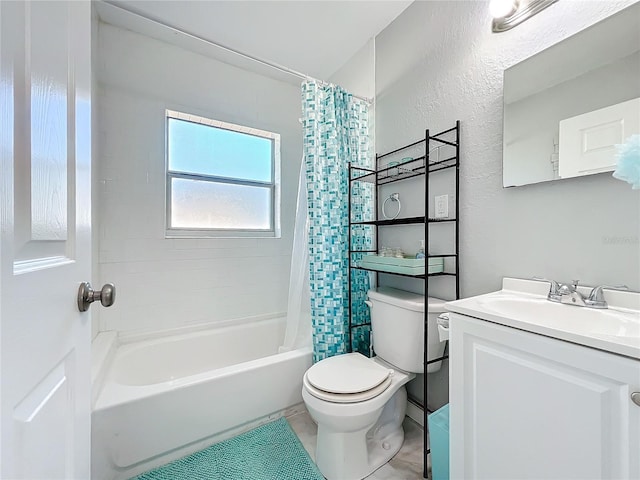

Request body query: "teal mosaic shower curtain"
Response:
[301, 81, 374, 363]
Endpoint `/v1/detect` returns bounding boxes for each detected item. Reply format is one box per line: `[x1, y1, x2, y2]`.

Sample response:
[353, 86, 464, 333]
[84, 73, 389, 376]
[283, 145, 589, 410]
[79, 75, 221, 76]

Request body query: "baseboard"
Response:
[283, 402, 307, 418]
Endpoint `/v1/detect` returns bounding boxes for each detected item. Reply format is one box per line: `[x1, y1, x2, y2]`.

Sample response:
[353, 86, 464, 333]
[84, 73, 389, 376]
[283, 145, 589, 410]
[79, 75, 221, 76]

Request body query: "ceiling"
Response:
[104, 1, 412, 80]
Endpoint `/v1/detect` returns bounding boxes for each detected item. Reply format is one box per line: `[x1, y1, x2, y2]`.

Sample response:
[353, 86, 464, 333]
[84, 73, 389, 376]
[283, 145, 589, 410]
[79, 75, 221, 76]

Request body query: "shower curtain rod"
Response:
[103, 1, 373, 104]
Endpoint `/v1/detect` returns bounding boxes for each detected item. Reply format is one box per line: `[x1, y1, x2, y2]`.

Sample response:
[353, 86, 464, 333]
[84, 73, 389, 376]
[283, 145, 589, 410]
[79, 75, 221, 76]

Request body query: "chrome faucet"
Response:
[534, 277, 628, 309]
[584, 284, 629, 309]
[553, 279, 586, 306]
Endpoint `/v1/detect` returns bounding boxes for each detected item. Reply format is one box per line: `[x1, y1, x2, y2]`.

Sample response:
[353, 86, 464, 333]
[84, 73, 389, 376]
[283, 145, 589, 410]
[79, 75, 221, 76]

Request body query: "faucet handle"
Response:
[533, 277, 560, 294]
[572, 280, 580, 289]
[587, 284, 629, 303]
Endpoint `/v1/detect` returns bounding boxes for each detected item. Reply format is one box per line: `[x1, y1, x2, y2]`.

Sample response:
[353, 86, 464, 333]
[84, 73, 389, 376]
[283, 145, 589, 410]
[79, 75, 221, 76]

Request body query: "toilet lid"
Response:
[303, 372, 392, 403]
[306, 353, 392, 394]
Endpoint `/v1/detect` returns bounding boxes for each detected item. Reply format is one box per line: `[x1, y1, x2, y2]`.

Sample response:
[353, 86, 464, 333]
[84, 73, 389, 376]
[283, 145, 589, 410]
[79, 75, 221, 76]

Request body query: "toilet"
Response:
[302, 286, 447, 480]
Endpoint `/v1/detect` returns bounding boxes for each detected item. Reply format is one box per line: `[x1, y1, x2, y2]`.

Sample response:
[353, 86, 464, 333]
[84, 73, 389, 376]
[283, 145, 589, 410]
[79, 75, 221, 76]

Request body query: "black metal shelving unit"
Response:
[347, 121, 460, 480]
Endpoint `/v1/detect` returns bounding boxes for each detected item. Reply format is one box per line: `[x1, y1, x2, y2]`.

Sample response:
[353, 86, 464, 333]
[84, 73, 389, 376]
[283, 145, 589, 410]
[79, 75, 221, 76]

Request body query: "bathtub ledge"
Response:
[117, 311, 287, 345]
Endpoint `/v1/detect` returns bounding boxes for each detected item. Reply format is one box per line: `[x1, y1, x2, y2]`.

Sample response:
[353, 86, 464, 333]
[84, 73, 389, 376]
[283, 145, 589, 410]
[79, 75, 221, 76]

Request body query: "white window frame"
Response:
[165, 110, 281, 238]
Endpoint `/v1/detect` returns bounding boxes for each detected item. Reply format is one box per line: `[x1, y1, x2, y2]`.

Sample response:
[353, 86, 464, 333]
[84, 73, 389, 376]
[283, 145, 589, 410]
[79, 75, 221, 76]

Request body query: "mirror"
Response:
[503, 3, 640, 187]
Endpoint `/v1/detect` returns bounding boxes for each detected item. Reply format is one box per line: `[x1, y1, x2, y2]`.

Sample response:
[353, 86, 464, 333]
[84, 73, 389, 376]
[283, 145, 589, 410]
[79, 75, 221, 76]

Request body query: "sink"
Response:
[446, 278, 640, 360]
[477, 294, 640, 338]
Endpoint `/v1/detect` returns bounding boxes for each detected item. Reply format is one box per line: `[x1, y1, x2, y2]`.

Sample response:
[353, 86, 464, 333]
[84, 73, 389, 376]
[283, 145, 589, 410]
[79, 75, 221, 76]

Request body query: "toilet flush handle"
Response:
[364, 300, 373, 309]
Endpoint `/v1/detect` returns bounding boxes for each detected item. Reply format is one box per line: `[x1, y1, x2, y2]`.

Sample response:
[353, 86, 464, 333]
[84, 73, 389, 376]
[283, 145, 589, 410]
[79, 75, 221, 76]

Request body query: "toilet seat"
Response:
[303, 353, 394, 403]
[304, 374, 392, 403]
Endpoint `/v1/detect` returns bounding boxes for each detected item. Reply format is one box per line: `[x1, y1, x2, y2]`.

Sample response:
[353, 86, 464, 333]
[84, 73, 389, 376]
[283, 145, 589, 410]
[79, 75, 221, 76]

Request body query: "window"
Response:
[166, 110, 280, 237]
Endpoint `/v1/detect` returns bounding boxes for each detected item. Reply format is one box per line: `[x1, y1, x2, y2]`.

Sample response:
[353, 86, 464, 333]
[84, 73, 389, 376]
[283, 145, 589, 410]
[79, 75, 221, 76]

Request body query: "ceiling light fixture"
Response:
[491, 0, 559, 33]
[489, 0, 519, 19]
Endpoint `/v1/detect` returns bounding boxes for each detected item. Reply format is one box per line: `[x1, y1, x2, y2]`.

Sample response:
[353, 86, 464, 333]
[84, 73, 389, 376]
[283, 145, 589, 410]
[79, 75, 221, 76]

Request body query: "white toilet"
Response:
[302, 286, 447, 480]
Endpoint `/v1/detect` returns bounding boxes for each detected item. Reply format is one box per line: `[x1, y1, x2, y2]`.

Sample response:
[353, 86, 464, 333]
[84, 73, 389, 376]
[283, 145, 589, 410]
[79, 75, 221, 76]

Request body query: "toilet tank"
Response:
[367, 287, 447, 373]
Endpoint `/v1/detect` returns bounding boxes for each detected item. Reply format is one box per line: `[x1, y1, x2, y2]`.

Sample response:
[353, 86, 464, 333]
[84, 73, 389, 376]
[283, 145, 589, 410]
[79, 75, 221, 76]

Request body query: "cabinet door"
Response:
[450, 313, 640, 480]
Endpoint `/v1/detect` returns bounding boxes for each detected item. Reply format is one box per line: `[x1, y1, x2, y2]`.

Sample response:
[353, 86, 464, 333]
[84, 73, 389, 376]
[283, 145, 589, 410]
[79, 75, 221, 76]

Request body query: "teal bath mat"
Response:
[131, 418, 323, 480]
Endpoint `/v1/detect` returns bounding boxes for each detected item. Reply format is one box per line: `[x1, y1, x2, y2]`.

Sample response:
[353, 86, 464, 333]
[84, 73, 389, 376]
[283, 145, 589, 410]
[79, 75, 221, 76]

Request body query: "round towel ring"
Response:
[382, 193, 401, 220]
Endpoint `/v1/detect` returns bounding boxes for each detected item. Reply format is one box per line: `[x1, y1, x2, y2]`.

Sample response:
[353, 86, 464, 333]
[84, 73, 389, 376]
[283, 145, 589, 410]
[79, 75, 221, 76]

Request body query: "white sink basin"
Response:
[446, 278, 640, 359]
[477, 295, 640, 338]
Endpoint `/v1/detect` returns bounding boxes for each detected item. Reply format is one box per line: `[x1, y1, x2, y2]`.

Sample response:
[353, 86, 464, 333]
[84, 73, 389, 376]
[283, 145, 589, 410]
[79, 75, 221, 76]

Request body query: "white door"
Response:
[0, 1, 92, 478]
[559, 97, 640, 178]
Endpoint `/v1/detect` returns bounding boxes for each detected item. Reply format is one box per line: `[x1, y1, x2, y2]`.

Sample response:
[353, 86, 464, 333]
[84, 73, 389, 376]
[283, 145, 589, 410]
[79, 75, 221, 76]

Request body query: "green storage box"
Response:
[428, 403, 450, 480]
[358, 254, 444, 276]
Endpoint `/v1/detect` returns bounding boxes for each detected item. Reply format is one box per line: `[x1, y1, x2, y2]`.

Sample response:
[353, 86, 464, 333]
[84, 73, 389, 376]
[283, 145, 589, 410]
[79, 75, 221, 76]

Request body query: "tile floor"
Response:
[288, 410, 427, 480]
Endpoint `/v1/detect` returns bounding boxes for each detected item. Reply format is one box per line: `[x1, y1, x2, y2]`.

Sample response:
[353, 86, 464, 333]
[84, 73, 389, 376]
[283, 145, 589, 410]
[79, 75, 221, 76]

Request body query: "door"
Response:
[0, 1, 92, 478]
[450, 313, 640, 480]
[559, 97, 640, 178]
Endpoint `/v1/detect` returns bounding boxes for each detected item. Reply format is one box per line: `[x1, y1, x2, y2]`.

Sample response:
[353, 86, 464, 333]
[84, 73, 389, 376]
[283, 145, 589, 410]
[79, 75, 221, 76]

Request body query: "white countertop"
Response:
[445, 278, 640, 360]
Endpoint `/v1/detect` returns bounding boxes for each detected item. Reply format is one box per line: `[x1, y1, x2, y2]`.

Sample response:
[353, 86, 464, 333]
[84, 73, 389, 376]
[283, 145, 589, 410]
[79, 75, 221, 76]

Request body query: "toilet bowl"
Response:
[302, 287, 447, 480]
[302, 354, 414, 480]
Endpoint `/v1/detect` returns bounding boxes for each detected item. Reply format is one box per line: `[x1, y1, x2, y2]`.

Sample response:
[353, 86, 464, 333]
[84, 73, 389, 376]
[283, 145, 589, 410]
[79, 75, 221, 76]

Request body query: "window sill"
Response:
[165, 228, 280, 239]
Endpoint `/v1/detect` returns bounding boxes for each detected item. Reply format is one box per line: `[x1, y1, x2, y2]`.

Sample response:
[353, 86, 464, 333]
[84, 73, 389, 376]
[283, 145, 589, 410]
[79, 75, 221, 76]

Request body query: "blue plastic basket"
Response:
[428, 404, 450, 480]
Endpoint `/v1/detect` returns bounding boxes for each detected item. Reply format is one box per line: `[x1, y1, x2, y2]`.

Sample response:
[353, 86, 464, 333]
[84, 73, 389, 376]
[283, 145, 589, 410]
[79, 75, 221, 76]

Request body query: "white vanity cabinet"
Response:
[449, 312, 640, 480]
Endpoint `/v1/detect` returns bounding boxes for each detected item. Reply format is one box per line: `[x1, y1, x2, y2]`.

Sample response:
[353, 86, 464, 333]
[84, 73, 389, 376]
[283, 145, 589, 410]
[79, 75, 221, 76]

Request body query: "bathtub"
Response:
[91, 315, 312, 479]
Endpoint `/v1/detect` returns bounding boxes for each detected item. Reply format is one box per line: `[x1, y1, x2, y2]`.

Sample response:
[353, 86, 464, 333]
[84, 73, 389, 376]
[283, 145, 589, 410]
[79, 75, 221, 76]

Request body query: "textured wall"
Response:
[95, 22, 302, 335]
[375, 0, 640, 409]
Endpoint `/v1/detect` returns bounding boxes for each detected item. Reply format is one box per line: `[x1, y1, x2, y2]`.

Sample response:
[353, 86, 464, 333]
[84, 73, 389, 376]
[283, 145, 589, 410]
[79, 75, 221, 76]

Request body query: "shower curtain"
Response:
[301, 81, 374, 363]
[279, 159, 312, 353]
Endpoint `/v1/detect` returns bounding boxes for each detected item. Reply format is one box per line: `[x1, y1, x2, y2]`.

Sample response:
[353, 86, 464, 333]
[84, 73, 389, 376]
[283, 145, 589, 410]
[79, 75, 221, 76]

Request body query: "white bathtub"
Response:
[91, 316, 312, 479]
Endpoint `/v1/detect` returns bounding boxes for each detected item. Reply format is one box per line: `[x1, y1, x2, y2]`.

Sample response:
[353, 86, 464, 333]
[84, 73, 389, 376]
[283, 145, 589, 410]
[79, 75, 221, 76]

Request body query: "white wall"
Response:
[329, 38, 377, 162]
[329, 38, 376, 100]
[95, 22, 302, 335]
[374, 0, 640, 409]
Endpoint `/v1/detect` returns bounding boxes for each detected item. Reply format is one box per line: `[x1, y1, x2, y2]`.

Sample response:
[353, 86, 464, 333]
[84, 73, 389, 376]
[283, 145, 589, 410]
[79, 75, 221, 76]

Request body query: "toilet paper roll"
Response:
[437, 313, 450, 341]
[437, 324, 449, 342]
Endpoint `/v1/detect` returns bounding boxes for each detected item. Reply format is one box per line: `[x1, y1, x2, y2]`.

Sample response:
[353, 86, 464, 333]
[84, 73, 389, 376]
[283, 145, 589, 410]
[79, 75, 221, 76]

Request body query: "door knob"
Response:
[632, 392, 640, 407]
[77, 282, 116, 312]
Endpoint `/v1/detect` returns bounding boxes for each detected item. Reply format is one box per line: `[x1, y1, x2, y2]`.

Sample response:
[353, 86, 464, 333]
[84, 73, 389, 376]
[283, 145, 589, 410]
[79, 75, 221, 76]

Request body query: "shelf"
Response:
[352, 216, 425, 226]
[374, 125, 458, 161]
[351, 265, 425, 278]
[431, 125, 458, 140]
[378, 166, 427, 185]
[350, 265, 456, 279]
[347, 123, 460, 476]
[351, 217, 456, 227]
[428, 162, 457, 175]
[376, 138, 425, 160]
[350, 155, 457, 186]
[351, 156, 425, 184]
[428, 218, 456, 223]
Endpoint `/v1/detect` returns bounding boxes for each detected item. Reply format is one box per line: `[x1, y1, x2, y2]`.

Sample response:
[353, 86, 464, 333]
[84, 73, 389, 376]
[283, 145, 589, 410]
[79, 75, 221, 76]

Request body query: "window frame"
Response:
[165, 110, 281, 238]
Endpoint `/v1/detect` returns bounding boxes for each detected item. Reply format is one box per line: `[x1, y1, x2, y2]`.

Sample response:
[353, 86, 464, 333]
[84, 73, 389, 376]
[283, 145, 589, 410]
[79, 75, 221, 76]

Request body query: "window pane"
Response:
[171, 178, 271, 230]
[168, 118, 272, 182]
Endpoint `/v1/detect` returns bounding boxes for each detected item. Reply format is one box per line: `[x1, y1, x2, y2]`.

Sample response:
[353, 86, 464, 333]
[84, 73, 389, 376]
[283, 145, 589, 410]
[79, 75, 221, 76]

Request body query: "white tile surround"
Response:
[94, 22, 302, 335]
[288, 410, 426, 480]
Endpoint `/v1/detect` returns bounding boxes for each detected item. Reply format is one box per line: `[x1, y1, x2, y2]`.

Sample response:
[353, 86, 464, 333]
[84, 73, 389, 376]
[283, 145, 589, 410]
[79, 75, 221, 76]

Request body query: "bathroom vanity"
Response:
[447, 278, 640, 479]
